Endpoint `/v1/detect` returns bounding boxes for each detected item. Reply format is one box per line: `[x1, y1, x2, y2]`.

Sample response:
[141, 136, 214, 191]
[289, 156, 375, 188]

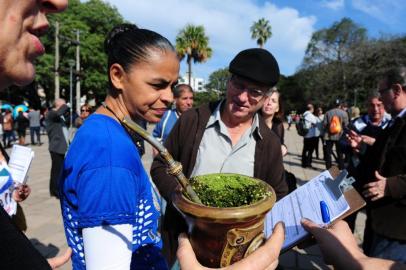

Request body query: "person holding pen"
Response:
[302, 219, 406, 270]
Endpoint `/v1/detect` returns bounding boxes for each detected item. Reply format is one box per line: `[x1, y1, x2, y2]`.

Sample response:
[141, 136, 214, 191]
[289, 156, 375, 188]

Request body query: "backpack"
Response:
[329, 115, 342, 134]
[296, 116, 309, 136]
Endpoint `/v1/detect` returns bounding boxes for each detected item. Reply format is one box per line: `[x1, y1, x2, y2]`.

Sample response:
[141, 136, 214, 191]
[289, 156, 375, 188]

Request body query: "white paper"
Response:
[265, 170, 350, 250]
[7, 145, 34, 185]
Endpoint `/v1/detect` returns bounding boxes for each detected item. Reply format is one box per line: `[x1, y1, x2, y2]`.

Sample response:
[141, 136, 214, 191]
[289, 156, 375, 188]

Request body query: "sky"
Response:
[105, 0, 405, 81]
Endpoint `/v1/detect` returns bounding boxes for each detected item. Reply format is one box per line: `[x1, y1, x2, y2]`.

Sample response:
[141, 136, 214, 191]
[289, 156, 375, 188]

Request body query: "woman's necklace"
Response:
[101, 102, 146, 155]
[101, 102, 122, 122]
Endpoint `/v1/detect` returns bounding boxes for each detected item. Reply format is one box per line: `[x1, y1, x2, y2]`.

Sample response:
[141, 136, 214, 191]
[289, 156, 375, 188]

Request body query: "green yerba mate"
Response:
[190, 173, 272, 207]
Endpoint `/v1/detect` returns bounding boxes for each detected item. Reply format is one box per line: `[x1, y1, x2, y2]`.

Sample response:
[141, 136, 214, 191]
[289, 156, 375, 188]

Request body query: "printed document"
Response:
[7, 145, 34, 185]
[264, 170, 349, 250]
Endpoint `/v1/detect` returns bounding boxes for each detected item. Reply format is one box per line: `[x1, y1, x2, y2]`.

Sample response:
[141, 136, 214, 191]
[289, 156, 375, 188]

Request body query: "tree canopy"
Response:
[204, 68, 230, 95]
[286, 17, 406, 114]
[176, 24, 212, 85]
[34, 0, 125, 104]
[250, 18, 272, 48]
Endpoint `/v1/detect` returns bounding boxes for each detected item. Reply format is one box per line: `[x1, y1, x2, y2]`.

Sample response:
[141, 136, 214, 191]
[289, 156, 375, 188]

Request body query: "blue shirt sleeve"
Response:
[75, 166, 140, 228]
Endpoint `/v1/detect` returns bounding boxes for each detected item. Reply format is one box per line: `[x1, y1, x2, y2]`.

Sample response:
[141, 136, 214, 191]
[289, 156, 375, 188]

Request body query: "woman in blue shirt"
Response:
[60, 24, 179, 270]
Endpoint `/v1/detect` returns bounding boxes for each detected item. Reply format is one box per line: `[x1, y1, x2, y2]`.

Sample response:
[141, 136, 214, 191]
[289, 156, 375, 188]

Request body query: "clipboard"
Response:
[265, 166, 366, 252]
[326, 166, 366, 222]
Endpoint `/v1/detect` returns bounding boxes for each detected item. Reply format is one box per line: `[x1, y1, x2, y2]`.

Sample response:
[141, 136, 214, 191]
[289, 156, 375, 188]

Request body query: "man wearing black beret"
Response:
[151, 48, 288, 267]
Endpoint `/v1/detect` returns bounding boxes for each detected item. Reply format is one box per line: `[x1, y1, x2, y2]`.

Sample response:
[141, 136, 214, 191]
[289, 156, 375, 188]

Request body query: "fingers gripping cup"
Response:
[172, 173, 276, 267]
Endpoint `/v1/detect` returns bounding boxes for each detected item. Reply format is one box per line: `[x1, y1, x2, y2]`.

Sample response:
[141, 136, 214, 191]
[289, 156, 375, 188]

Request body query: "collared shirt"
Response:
[353, 113, 392, 132]
[152, 108, 179, 143]
[387, 108, 406, 128]
[190, 101, 261, 177]
[397, 107, 406, 118]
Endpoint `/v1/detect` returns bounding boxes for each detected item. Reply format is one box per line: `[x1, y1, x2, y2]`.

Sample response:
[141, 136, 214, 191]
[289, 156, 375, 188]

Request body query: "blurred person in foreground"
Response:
[0, 0, 71, 269]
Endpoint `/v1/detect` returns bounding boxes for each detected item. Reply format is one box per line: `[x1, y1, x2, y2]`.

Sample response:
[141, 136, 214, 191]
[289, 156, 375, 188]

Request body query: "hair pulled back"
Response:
[104, 23, 175, 89]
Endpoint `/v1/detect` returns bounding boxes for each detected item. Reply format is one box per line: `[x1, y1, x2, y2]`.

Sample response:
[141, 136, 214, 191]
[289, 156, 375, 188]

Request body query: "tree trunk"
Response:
[187, 55, 192, 86]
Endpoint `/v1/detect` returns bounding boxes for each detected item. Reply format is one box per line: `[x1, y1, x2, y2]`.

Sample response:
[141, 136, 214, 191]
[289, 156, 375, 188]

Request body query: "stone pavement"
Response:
[16, 123, 365, 269]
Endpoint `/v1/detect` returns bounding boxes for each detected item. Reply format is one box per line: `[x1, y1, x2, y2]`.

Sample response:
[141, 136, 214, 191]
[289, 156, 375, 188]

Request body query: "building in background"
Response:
[179, 74, 205, 92]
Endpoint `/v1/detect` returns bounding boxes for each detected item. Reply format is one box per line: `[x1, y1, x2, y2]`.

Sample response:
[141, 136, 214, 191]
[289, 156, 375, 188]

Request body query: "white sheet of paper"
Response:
[264, 170, 350, 250]
[7, 145, 34, 185]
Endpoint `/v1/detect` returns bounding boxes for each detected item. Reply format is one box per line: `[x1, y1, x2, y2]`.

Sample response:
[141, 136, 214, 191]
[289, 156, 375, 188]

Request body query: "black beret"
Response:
[229, 48, 280, 87]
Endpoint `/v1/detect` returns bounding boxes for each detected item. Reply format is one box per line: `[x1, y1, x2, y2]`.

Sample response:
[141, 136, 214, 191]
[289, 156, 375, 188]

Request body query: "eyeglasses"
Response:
[229, 78, 268, 100]
[81, 109, 90, 112]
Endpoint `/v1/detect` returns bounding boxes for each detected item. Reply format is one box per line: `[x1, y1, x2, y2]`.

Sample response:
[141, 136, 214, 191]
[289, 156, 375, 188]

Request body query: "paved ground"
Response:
[15, 123, 366, 269]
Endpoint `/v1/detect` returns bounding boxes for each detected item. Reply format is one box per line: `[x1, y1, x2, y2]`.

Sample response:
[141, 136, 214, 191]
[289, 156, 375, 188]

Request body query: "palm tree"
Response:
[250, 18, 272, 48]
[176, 24, 212, 85]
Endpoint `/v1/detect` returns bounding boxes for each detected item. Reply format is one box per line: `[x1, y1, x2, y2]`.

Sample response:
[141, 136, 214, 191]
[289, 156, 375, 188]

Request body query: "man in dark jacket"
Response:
[46, 98, 69, 198]
[348, 66, 406, 262]
[151, 48, 288, 267]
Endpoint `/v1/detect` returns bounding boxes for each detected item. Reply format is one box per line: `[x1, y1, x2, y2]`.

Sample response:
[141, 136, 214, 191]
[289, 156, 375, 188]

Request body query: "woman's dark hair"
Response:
[173, 84, 193, 98]
[104, 23, 175, 92]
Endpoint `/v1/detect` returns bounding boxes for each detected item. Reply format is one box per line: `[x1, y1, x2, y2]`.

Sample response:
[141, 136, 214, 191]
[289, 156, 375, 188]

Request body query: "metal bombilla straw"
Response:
[121, 116, 202, 204]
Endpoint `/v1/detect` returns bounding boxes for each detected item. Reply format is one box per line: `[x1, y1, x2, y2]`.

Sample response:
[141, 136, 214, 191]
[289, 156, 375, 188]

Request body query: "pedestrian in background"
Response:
[287, 114, 292, 130]
[68, 104, 92, 143]
[15, 110, 29, 145]
[314, 107, 324, 160]
[29, 106, 42, 145]
[152, 83, 194, 156]
[261, 88, 288, 156]
[46, 98, 69, 199]
[323, 102, 349, 169]
[301, 104, 319, 168]
[2, 109, 13, 148]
